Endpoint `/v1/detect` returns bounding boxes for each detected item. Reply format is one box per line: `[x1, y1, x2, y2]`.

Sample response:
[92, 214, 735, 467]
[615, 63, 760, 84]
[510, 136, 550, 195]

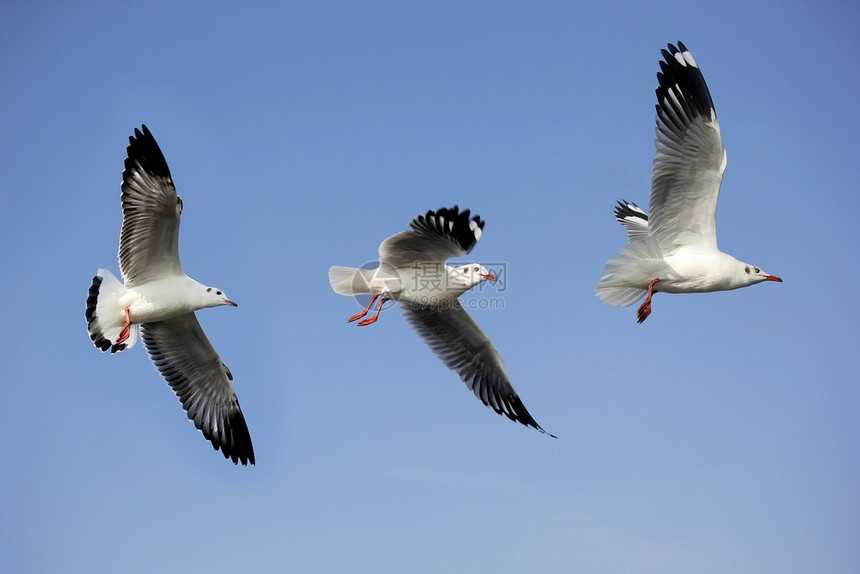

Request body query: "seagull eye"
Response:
[217, 290, 222, 295]
[754, 267, 760, 274]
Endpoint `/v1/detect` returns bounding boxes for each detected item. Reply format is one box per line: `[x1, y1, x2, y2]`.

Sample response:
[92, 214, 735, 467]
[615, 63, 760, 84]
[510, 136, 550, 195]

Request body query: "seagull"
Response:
[86, 125, 254, 465]
[329, 206, 552, 436]
[595, 42, 782, 323]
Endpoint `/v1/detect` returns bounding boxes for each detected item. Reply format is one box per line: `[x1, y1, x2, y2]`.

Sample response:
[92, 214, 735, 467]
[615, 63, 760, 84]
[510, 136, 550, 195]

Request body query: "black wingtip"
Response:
[410, 205, 486, 254]
[220, 408, 256, 466]
[664, 41, 688, 57]
[614, 200, 648, 222]
[502, 394, 556, 438]
[196, 406, 255, 466]
[471, 375, 554, 437]
[655, 40, 715, 121]
[199, 402, 255, 466]
[125, 124, 173, 181]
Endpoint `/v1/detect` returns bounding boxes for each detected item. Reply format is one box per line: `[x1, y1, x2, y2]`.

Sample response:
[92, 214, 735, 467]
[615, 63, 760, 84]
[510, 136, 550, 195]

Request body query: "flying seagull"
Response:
[329, 206, 552, 436]
[86, 125, 254, 465]
[595, 41, 782, 322]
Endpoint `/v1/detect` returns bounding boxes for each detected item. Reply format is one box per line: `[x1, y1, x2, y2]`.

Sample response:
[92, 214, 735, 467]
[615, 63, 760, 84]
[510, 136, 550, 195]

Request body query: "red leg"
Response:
[348, 293, 381, 323]
[637, 279, 660, 324]
[357, 297, 390, 326]
[116, 307, 132, 343]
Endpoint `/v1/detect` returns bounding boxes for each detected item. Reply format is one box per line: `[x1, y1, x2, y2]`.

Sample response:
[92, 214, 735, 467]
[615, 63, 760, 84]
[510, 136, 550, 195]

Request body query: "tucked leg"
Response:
[348, 292, 381, 323]
[357, 297, 390, 326]
[116, 307, 132, 343]
[637, 279, 660, 324]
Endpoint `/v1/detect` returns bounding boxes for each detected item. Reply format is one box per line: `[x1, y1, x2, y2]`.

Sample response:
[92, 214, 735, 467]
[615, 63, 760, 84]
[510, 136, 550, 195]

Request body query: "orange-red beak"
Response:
[482, 273, 497, 281]
[764, 275, 782, 283]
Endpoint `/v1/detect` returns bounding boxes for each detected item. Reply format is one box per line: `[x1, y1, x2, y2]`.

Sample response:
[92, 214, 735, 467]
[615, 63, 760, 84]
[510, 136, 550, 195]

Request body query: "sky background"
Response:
[2, 1, 858, 572]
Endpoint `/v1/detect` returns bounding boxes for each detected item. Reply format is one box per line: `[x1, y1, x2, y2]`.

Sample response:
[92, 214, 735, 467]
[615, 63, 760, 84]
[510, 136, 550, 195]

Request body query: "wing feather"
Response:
[400, 301, 552, 435]
[119, 125, 184, 285]
[379, 206, 484, 267]
[649, 42, 726, 254]
[141, 314, 255, 465]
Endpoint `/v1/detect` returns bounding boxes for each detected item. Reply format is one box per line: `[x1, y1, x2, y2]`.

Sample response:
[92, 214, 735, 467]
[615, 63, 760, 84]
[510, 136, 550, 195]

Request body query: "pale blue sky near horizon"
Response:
[2, 1, 858, 572]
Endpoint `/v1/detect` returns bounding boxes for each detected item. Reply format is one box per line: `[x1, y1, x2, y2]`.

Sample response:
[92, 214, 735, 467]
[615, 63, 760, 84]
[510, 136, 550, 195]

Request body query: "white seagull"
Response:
[86, 125, 254, 465]
[595, 41, 782, 323]
[329, 206, 552, 436]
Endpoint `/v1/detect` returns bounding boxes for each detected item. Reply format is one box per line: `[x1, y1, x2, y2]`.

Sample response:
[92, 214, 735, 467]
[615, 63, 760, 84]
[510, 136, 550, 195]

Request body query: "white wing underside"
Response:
[119, 128, 184, 286]
[649, 68, 727, 255]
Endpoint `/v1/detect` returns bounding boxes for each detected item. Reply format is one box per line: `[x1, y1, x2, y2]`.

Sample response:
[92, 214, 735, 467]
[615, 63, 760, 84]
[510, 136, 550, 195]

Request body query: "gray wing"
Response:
[649, 42, 725, 254]
[119, 125, 184, 286]
[379, 206, 484, 268]
[141, 313, 255, 465]
[401, 301, 552, 435]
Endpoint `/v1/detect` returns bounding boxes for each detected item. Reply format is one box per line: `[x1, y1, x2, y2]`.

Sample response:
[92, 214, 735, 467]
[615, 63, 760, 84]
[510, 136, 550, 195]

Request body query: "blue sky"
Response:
[1, 1, 858, 572]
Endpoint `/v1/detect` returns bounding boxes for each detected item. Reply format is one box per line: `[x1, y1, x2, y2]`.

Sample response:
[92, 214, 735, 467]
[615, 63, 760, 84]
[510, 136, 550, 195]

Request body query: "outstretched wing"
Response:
[141, 313, 255, 465]
[401, 301, 553, 436]
[379, 206, 485, 268]
[119, 125, 184, 286]
[649, 42, 726, 254]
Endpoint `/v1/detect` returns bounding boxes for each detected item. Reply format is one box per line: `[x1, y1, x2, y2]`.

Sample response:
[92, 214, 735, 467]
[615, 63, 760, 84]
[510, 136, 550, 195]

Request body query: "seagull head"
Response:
[450, 264, 496, 289]
[204, 286, 238, 308]
[743, 264, 782, 285]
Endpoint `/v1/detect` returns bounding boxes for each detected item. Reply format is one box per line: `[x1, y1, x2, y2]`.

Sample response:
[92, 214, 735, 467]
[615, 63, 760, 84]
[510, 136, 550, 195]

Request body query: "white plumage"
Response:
[330, 206, 552, 435]
[596, 42, 781, 323]
[86, 125, 254, 465]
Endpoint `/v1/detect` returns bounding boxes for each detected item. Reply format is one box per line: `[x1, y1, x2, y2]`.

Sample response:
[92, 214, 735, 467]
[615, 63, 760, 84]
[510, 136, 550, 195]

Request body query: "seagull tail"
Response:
[86, 269, 138, 353]
[594, 239, 664, 307]
[328, 266, 375, 296]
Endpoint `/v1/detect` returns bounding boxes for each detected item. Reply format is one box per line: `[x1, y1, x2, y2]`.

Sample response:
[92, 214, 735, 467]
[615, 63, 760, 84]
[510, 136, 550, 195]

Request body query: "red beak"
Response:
[482, 273, 497, 281]
[764, 275, 782, 283]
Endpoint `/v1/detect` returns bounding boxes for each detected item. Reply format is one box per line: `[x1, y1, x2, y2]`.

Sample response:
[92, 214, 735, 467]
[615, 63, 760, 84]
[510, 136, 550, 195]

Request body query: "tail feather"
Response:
[595, 285, 647, 307]
[595, 238, 664, 307]
[86, 269, 137, 353]
[329, 266, 376, 296]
